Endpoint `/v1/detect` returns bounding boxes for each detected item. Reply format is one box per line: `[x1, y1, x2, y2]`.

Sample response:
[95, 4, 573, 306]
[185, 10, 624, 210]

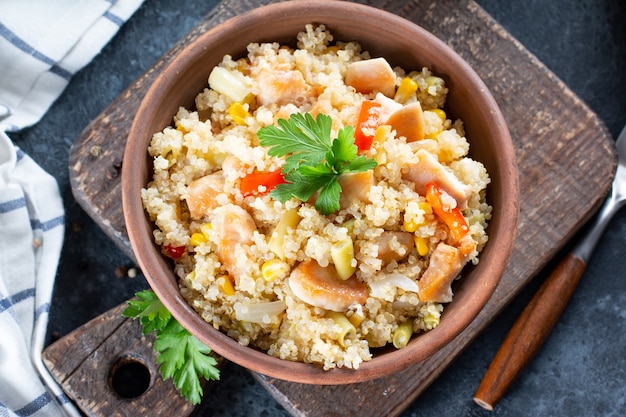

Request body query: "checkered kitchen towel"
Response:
[0, 1, 143, 415]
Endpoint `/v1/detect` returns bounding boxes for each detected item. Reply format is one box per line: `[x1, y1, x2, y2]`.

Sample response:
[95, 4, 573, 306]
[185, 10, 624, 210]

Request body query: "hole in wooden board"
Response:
[109, 355, 153, 399]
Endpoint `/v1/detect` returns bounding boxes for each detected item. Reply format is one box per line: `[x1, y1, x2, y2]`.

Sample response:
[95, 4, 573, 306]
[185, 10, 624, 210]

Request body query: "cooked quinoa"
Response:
[141, 25, 491, 370]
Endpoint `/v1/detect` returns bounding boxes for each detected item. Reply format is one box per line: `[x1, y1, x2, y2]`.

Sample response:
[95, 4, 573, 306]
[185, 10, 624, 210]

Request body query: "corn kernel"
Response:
[374, 124, 392, 145]
[190, 232, 207, 246]
[326, 45, 340, 54]
[242, 93, 255, 105]
[261, 259, 290, 282]
[394, 77, 418, 103]
[236, 60, 248, 74]
[175, 120, 189, 133]
[228, 102, 251, 126]
[431, 108, 447, 123]
[219, 275, 236, 296]
[418, 201, 432, 215]
[415, 236, 430, 256]
[403, 219, 418, 233]
[200, 223, 212, 235]
[425, 130, 442, 140]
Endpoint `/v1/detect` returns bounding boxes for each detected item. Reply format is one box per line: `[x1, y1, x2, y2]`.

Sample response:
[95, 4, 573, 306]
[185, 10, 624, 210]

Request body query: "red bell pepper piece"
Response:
[425, 182, 469, 242]
[240, 170, 286, 197]
[164, 244, 186, 259]
[354, 100, 382, 152]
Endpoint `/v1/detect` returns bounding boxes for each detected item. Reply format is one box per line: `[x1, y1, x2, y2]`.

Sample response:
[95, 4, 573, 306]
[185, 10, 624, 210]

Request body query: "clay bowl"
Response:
[122, 0, 519, 384]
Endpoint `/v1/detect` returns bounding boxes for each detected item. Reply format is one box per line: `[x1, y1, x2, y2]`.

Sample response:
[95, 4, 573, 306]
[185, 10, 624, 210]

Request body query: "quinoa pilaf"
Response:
[141, 25, 491, 370]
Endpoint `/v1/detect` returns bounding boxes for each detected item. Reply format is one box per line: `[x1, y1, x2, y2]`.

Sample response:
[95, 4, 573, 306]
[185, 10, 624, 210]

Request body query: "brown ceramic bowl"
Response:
[122, 0, 519, 384]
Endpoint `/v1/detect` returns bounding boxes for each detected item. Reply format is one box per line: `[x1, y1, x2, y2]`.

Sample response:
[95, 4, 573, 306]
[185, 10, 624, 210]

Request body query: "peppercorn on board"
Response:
[50, 0, 616, 416]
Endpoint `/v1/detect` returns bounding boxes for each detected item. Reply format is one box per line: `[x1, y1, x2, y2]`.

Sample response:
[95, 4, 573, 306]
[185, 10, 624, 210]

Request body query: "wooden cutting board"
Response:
[43, 0, 617, 416]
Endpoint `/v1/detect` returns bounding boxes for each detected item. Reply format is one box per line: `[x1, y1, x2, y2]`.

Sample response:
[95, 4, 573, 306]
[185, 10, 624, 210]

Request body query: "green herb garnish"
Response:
[258, 112, 378, 214]
[122, 290, 220, 404]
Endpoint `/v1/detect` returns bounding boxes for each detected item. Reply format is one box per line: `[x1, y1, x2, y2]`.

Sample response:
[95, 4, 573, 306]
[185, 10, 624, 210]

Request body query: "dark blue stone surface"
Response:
[10, 1, 625, 416]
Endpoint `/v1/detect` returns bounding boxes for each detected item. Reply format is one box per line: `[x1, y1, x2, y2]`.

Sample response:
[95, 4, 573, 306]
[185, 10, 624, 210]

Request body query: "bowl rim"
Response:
[122, 0, 519, 384]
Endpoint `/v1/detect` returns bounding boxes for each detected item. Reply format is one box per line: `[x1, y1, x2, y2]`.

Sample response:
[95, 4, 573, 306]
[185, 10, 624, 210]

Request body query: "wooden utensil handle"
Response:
[473, 253, 586, 411]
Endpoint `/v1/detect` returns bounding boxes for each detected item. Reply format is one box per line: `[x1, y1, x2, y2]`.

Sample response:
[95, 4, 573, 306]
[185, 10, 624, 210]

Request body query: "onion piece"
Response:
[234, 300, 286, 323]
[368, 273, 419, 302]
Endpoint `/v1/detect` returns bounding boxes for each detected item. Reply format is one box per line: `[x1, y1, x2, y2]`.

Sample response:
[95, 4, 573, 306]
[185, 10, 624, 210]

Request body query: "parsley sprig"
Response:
[258, 113, 378, 214]
[122, 290, 220, 404]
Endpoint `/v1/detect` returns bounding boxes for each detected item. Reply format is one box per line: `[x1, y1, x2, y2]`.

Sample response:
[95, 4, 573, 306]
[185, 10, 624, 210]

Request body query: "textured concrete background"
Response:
[9, 0, 625, 416]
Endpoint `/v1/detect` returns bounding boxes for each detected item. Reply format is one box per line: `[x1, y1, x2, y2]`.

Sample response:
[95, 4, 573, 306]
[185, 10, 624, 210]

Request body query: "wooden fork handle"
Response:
[473, 253, 586, 411]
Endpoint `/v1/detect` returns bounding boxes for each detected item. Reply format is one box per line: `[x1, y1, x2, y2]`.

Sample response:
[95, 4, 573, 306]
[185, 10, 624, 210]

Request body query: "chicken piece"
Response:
[372, 93, 425, 142]
[211, 204, 257, 279]
[185, 172, 228, 219]
[373, 92, 402, 121]
[385, 102, 425, 143]
[402, 149, 471, 208]
[309, 98, 343, 133]
[254, 68, 312, 106]
[370, 231, 415, 266]
[338, 171, 374, 209]
[289, 260, 369, 312]
[275, 103, 300, 122]
[345, 57, 396, 98]
[417, 234, 476, 303]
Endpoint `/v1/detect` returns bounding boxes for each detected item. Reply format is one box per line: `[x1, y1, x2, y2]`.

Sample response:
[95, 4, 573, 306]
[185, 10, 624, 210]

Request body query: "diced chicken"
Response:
[373, 92, 402, 121]
[370, 232, 415, 266]
[385, 102, 425, 143]
[345, 57, 396, 98]
[185, 172, 228, 219]
[254, 68, 312, 106]
[289, 260, 369, 312]
[309, 99, 344, 132]
[338, 171, 374, 209]
[417, 234, 476, 303]
[275, 103, 300, 121]
[402, 149, 471, 208]
[212, 204, 257, 279]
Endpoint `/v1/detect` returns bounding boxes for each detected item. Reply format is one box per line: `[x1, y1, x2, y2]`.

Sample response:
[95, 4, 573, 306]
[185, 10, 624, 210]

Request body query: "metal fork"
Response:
[473, 123, 626, 411]
[0, 104, 10, 122]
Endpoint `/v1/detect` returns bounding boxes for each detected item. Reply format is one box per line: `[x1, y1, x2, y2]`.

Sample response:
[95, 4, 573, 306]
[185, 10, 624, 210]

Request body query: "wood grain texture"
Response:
[61, 0, 617, 416]
[41, 304, 213, 417]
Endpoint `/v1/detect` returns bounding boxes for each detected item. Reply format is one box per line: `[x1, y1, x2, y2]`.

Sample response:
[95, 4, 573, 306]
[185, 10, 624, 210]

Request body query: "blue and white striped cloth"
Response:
[0, 1, 144, 416]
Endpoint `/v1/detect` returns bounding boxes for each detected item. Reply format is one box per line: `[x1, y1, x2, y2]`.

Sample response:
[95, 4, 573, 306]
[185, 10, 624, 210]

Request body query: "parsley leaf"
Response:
[316, 176, 341, 214]
[327, 125, 357, 170]
[123, 290, 220, 404]
[123, 289, 171, 333]
[258, 113, 377, 214]
[261, 113, 331, 172]
[272, 170, 331, 203]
